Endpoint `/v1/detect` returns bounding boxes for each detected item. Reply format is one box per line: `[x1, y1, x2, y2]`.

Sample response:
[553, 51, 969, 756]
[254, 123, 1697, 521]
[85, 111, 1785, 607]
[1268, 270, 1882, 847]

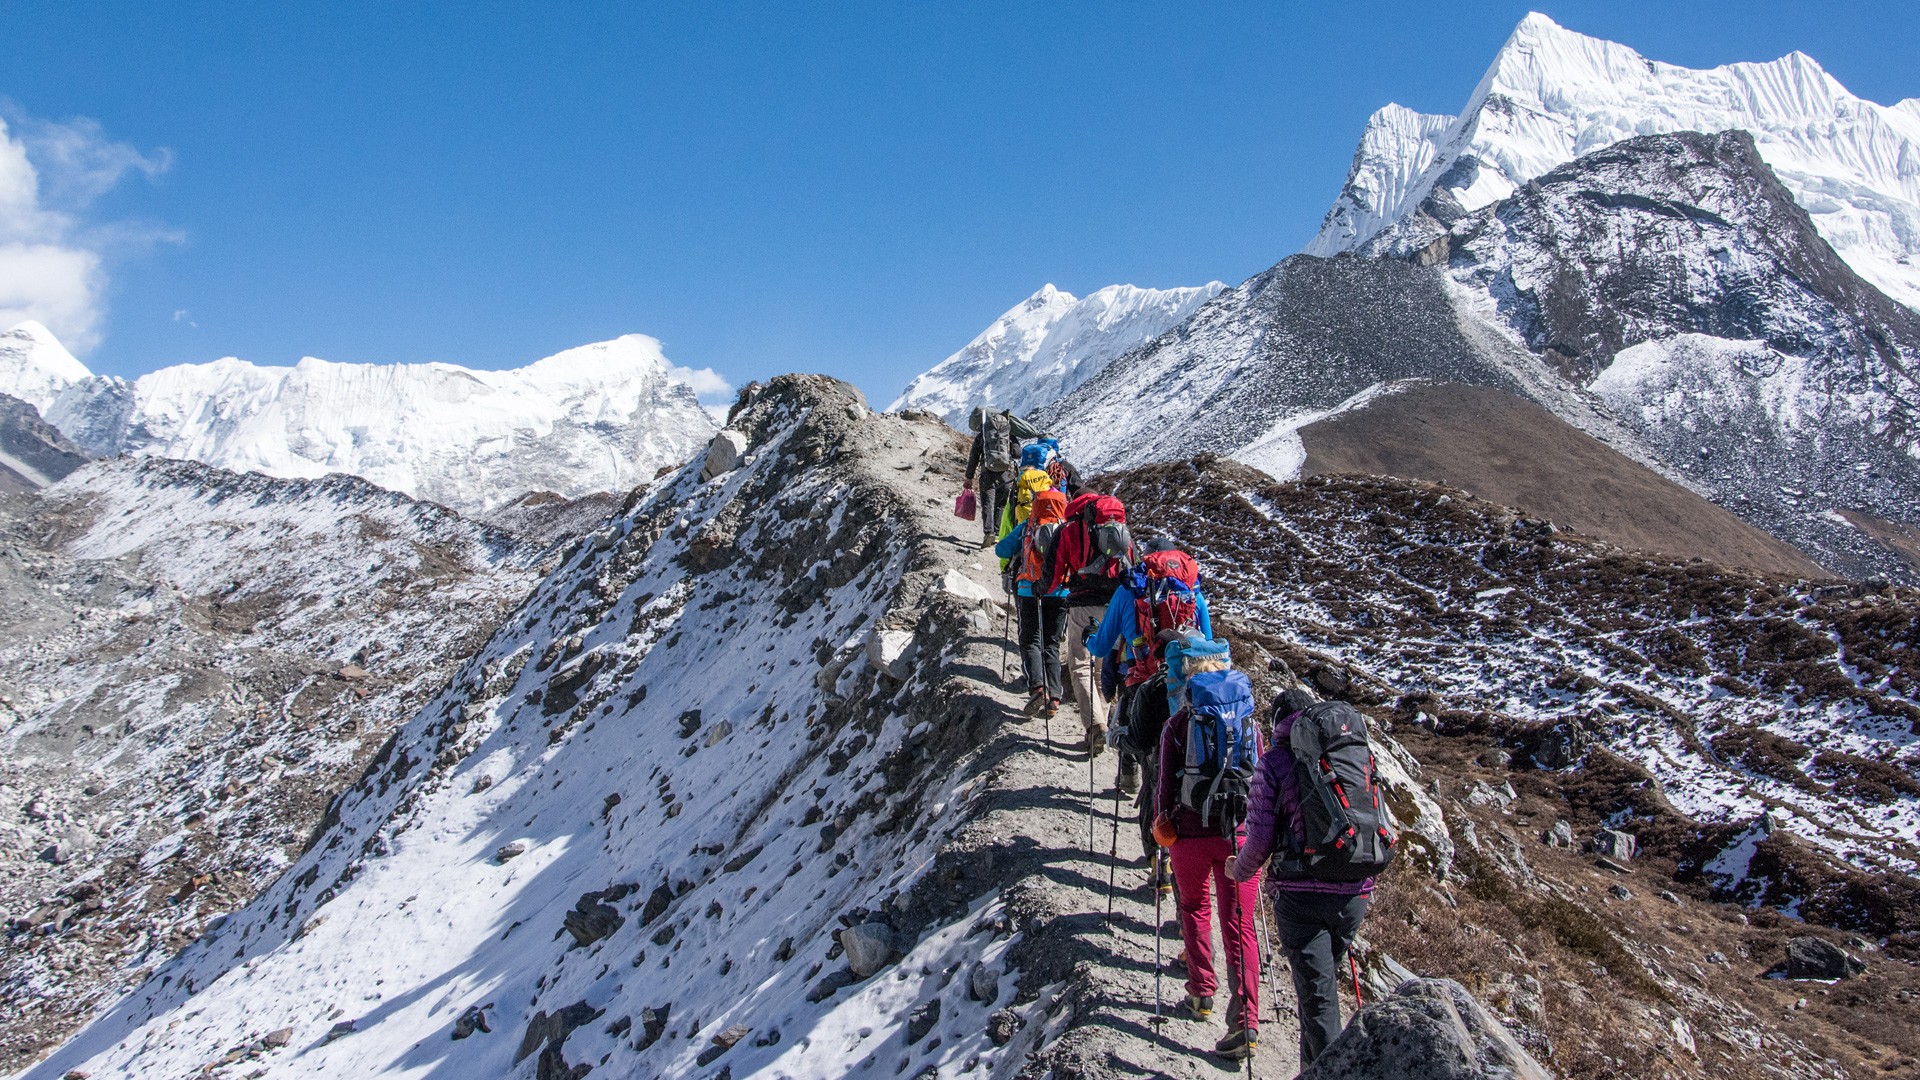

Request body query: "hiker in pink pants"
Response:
[1153, 675, 1264, 1061]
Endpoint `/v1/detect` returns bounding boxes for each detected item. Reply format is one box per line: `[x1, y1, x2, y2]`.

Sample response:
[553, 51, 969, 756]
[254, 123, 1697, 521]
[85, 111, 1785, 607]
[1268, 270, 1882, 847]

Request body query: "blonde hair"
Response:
[1184, 655, 1231, 675]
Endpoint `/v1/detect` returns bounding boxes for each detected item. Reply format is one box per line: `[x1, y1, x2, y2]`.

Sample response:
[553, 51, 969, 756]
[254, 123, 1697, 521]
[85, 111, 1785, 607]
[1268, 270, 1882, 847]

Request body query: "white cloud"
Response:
[668, 363, 734, 401]
[0, 107, 175, 355]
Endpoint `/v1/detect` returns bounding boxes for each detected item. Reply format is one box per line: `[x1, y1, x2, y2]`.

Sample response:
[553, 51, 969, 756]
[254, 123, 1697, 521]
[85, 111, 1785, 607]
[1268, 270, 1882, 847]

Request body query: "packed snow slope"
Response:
[890, 282, 1223, 429]
[0, 458, 547, 1070]
[0, 322, 720, 515]
[1309, 12, 1920, 312]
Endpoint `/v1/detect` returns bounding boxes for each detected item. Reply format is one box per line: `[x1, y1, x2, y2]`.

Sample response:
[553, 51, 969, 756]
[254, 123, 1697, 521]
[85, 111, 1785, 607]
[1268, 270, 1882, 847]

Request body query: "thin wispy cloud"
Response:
[0, 103, 179, 354]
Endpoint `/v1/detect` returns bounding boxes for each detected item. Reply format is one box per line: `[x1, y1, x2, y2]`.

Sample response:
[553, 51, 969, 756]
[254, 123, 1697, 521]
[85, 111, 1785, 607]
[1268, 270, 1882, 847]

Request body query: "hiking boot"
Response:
[1182, 994, 1214, 1022]
[1214, 1027, 1257, 1059]
[1087, 725, 1106, 758]
[1117, 756, 1139, 795]
[1043, 697, 1062, 718]
[1022, 688, 1046, 716]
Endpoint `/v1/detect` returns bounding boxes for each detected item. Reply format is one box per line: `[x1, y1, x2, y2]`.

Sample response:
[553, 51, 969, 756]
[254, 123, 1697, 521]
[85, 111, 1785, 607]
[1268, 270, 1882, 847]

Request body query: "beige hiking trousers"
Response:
[1064, 603, 1108, 735]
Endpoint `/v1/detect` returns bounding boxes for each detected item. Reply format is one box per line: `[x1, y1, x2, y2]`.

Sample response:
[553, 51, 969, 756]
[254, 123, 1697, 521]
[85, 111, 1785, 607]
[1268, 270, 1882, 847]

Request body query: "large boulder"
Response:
[1786, 936, 1865, 980]
[699, 429, 750, 482]
[1302, 978, 1553, 1080]
[838, 920, 900, 978]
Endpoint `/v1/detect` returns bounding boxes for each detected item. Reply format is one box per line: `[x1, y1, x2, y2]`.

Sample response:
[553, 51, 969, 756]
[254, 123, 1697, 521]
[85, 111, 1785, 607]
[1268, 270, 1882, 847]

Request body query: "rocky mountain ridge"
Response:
[0, 395, 89, 495]
[14, 378, 1916, 1079]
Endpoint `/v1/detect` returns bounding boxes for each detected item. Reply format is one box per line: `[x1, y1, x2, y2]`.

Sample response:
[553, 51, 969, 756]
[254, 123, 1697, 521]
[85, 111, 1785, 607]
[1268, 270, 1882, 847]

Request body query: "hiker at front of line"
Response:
[1229, 686, 1398, 1073]
[1152, 661, 1263, 1062]
[964, 406, 1039, 546]
[995, 488, 1070, 718]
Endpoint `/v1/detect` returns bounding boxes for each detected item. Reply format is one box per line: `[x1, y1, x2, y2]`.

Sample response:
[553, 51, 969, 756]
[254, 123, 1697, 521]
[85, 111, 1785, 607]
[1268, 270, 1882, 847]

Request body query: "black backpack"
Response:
[1175, 670, 1258, 838]
[1114, 675, 1171, 760]
[1279, 701, 1397, 882]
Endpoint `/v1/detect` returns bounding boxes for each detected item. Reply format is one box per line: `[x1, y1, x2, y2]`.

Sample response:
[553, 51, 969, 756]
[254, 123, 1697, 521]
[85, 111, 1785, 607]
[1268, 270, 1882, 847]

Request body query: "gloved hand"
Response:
[1152, 815, 1177, 849]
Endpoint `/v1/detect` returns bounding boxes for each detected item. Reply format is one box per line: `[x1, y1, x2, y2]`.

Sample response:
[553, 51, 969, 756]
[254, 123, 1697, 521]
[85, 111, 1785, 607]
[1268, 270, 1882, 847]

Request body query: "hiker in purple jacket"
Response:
[1229, 687, 1374, 1071]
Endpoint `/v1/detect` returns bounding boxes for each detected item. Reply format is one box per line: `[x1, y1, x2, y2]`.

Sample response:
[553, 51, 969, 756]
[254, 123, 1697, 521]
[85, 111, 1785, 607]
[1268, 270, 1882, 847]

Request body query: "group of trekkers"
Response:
[961, 406, 1399, 1072]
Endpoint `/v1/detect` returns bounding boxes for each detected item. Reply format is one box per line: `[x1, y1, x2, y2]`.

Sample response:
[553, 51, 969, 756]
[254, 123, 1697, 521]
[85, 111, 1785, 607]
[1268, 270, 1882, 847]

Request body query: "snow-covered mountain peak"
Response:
[1308, 12, 1920, 310]
[890, 280, 1224, 429]
[0, 326, 722, 514]
[514, 332, 675, 383]
[0, 321, 89, 414]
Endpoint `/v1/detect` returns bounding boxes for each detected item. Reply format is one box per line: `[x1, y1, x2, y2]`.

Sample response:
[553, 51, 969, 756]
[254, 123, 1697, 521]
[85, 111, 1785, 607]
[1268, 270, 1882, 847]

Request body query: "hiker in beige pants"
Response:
[1065, 603, 1108, 753]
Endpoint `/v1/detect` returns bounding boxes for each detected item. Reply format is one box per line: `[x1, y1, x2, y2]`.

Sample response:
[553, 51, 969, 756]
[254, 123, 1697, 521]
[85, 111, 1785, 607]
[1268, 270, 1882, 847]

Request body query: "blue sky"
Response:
[4, 1, 1916, 404]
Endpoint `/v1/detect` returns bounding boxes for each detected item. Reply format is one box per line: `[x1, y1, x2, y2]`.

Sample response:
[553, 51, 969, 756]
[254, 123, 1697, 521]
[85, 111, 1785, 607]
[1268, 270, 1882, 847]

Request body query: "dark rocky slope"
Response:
[0, 394, 89, 495]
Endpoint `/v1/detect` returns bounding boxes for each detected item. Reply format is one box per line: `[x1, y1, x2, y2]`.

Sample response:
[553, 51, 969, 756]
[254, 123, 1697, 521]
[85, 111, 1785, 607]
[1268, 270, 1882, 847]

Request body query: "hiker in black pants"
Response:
[1230, 687, 1381, 1070]
[964, 406, 1039, 545]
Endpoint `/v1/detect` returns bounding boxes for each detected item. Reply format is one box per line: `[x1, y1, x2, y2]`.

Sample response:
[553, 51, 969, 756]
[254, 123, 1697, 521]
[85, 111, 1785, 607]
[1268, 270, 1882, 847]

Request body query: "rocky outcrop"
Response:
[1302, 978, 1551, 1080]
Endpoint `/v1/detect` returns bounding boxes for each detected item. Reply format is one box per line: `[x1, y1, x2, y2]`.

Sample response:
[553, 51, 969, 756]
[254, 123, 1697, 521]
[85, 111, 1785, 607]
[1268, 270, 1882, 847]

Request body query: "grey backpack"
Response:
[981, 411, 1014, 474]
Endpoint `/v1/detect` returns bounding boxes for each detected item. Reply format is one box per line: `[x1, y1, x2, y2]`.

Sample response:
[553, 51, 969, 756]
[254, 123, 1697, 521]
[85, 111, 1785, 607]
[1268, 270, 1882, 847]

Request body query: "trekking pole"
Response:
[1006, 595, 1021, 680]
[1085, 753, 1096, 854]
[1350, 952, 1364, 1009]
[1228, 833, 1254, 1079]
[1150, 847, 1166, 1027]
[1255, 890, 1283, 1024]
[1104, 774, 1123, 929]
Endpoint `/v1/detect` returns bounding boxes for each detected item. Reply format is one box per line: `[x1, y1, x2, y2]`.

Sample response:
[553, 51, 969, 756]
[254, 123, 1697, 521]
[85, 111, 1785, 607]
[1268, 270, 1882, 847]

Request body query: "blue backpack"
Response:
[1020, 437, 1061, 471]
[1177, 669, 1258, 837]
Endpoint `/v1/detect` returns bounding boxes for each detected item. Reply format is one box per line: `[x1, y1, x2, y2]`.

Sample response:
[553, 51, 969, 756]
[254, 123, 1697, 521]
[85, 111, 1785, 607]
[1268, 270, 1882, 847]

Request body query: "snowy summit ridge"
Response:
[0, 326, 723, 514]
[1309, 12, 1920, 311]
[890, 281, 1224, 428]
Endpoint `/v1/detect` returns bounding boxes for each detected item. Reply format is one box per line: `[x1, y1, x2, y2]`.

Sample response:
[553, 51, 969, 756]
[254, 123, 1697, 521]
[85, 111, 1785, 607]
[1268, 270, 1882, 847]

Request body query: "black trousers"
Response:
[1016, 594, 1067, 698]
[977, 469, 1011, 541]
[1272, 889, 1371, 1069]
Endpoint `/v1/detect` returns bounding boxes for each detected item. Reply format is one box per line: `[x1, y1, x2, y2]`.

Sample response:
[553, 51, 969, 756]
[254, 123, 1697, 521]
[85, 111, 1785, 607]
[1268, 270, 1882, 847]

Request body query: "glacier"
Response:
[889, 281, 1223, 429]
[0, 321, 722, 514]
[1308, 11, 1920, 312]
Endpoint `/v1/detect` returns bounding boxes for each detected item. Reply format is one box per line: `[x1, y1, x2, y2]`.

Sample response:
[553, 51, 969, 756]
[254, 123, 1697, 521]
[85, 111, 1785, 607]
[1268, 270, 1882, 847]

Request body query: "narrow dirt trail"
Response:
[940, 537, 1306, 1078]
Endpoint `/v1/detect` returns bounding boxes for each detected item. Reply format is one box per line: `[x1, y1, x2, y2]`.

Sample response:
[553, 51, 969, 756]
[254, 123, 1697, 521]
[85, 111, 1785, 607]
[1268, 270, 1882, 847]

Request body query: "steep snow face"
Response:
[1446, 129, 1920, 579]
[0, 458, 545, 1069]
[20, 378, 1061, 1080]
[0, 327, 721, 514]
[889, 282, 1224, 428]
[0, 323, 88, 416]
[1309, 12, 1920, 311]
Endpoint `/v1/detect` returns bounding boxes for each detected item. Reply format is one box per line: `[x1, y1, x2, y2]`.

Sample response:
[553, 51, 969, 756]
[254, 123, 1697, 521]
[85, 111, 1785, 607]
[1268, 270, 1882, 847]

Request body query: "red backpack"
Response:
[1125, 549, 1201, 686]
